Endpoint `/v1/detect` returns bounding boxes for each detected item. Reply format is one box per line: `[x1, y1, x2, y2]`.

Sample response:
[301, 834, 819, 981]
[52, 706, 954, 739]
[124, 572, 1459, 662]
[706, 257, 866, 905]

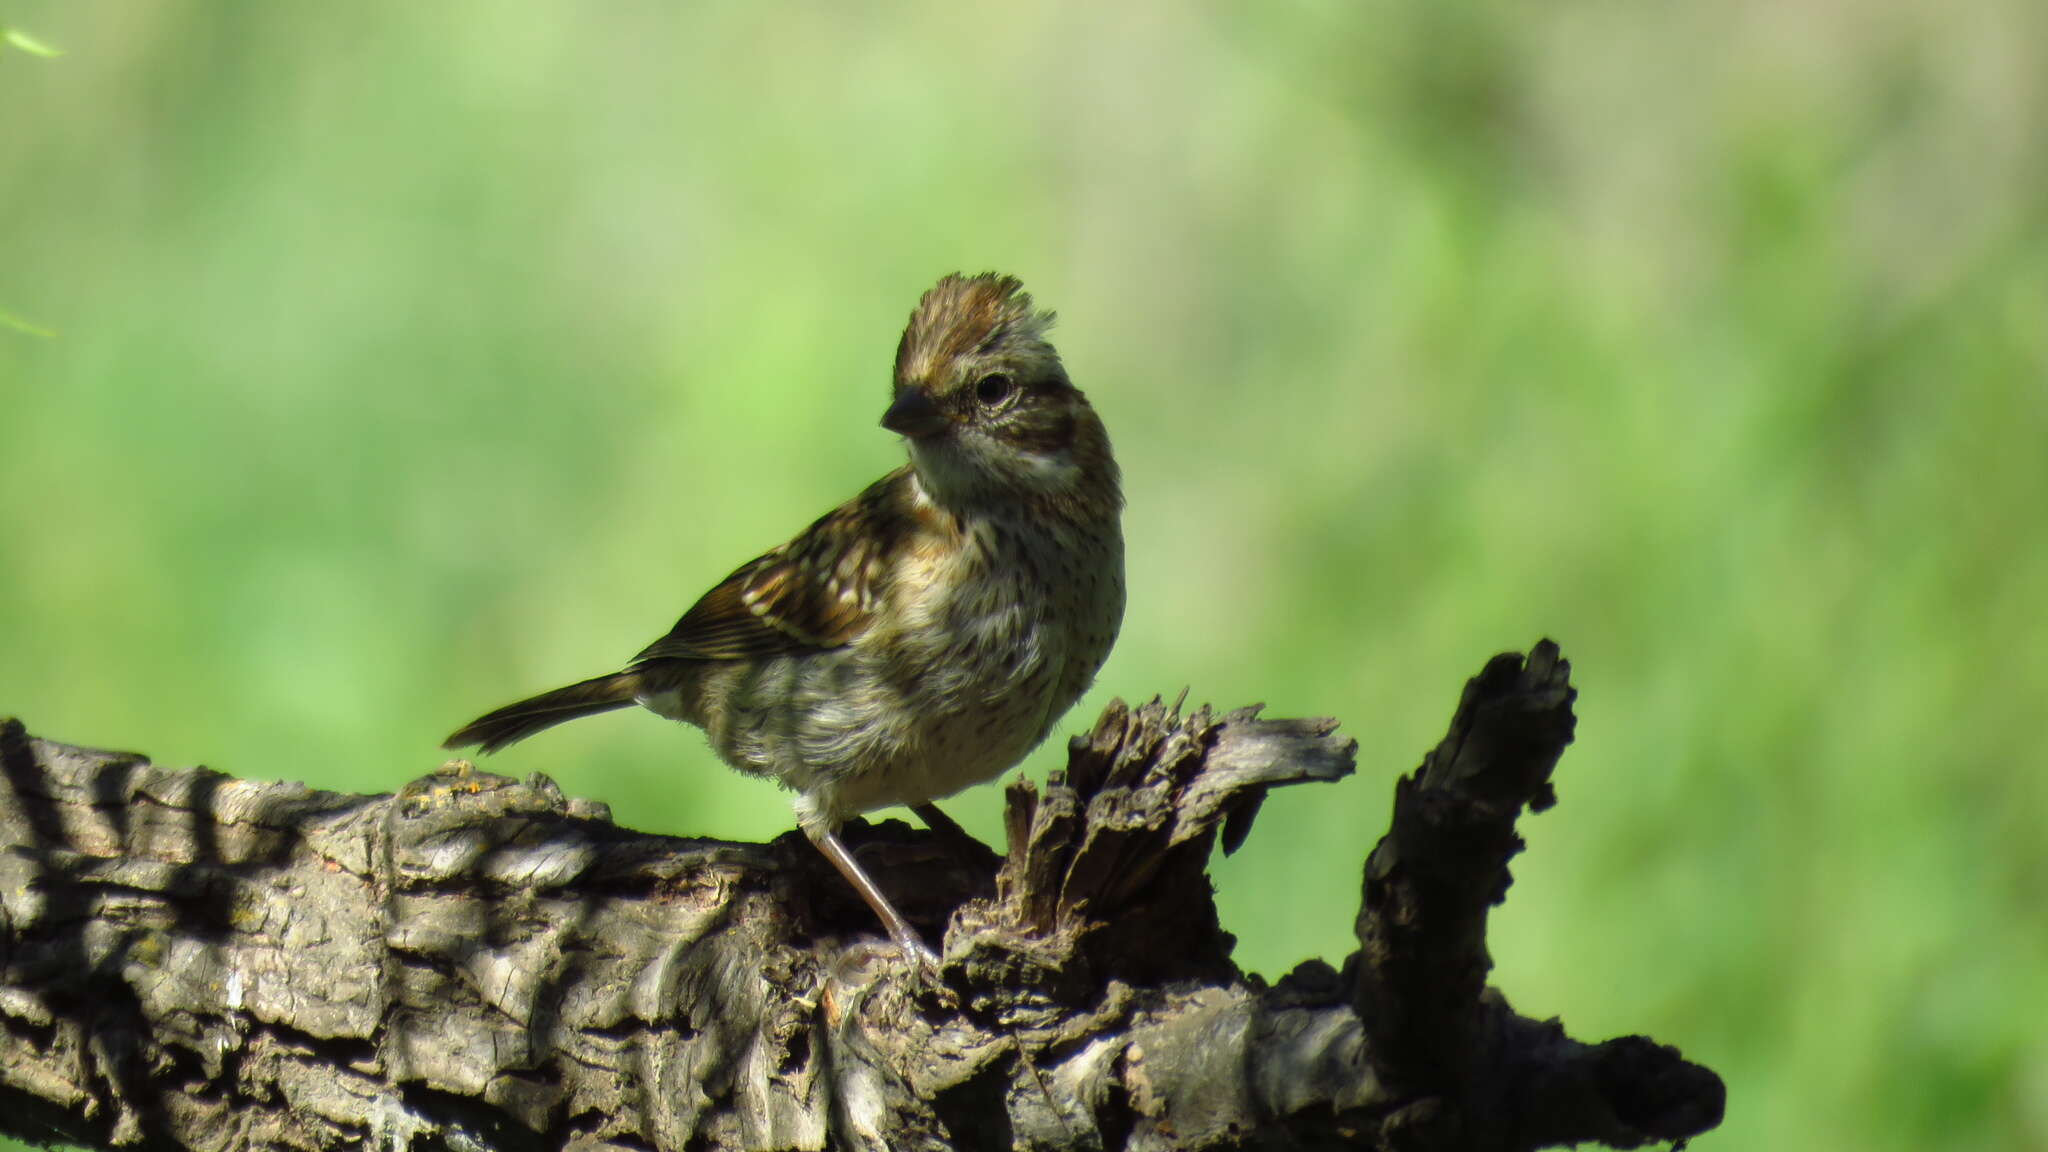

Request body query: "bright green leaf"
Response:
[3, 26, 64, 57]
[0, 306, 55, 338]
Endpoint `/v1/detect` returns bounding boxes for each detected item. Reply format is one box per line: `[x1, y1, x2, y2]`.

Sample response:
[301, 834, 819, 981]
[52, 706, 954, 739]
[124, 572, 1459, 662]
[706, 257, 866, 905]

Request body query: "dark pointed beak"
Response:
[881, 386, 948, 439]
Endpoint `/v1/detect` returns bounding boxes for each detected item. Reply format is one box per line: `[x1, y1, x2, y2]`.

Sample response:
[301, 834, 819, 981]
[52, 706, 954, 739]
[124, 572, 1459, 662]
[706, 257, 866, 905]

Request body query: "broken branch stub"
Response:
[961, 697, 1358, 991]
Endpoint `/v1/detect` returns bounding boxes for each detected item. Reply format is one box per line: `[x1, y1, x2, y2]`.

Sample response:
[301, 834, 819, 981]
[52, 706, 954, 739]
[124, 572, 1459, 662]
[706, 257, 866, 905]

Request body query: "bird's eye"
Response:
[975, 373, 1015, 408]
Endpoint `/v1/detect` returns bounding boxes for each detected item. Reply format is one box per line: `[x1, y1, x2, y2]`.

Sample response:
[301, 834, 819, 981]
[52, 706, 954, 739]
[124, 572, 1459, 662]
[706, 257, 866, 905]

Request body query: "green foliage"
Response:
[1, 3, 2043, 1150]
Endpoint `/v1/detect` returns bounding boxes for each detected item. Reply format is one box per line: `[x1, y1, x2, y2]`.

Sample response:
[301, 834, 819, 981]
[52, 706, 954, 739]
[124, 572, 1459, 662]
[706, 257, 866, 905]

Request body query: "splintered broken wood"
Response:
[976, 699, 1353, 986]
[0, 644, 1724, 1151]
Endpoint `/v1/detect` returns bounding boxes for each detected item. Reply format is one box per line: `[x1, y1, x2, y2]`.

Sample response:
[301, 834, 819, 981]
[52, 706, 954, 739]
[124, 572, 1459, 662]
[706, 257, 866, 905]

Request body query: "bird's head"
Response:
[884, 273, 1118, 515]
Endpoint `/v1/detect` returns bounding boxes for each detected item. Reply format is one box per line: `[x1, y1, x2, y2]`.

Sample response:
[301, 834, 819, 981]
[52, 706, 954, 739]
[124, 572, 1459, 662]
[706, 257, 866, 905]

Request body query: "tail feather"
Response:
[444, 671, 641, 754]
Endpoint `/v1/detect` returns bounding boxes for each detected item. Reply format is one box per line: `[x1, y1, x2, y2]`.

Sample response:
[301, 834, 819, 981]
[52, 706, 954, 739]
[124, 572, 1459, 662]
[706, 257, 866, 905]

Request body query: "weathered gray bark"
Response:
[0, 642, 1722, 1151]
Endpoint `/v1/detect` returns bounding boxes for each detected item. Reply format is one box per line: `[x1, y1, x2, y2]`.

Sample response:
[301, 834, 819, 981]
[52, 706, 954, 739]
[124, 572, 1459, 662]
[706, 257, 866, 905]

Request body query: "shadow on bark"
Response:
[0, 641, 1723, 1150]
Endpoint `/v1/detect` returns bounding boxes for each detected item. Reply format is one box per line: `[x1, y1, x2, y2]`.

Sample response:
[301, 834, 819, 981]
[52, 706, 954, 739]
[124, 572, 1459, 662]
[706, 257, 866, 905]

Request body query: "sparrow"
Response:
[445, 273, 1125, 959]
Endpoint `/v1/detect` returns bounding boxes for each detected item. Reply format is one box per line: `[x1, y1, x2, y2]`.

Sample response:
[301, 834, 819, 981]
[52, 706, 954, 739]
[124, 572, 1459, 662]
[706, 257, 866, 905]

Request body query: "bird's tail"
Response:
[443, 671, 642, 754]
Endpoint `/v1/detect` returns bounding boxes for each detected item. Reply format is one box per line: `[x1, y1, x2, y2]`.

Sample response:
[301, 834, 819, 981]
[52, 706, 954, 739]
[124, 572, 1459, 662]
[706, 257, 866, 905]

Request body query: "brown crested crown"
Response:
[893, 273, 1056, 388]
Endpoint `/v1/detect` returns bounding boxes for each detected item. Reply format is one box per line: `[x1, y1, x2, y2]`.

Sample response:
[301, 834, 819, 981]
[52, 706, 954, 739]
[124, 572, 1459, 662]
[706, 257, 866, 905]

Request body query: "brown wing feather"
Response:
[632, 467, 917, 663]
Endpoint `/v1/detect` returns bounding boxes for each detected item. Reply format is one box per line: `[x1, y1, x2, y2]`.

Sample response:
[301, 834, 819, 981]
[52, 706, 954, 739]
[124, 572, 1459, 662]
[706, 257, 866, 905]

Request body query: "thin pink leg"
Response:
[808, 826, 938, 964]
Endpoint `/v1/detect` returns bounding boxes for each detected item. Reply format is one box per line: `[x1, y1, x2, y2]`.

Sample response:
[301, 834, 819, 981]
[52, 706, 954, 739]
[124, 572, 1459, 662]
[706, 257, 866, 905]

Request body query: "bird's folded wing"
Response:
[631, 470, 913, 662]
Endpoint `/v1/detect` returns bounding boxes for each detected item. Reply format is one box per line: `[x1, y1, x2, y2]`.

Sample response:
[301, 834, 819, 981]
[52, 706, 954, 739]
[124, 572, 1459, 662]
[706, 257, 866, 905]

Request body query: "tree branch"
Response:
[0, 642, 1722, 1150]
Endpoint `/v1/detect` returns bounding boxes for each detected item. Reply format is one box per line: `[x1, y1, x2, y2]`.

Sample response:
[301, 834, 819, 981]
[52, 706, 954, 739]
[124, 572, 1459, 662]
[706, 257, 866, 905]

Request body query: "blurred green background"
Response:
[2, 2, 2044, 1148]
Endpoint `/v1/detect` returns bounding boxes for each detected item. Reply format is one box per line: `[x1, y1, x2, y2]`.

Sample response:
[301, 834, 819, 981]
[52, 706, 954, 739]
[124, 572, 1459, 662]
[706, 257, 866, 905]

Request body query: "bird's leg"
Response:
[807, 825, 939, 965]
[912, 802, 1001, 872]
[911, 801, 972, 841]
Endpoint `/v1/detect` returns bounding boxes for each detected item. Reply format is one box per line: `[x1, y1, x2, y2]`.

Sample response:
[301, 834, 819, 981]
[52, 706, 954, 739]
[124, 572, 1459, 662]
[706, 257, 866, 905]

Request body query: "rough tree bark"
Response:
[0, 641, 1723, 1151]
